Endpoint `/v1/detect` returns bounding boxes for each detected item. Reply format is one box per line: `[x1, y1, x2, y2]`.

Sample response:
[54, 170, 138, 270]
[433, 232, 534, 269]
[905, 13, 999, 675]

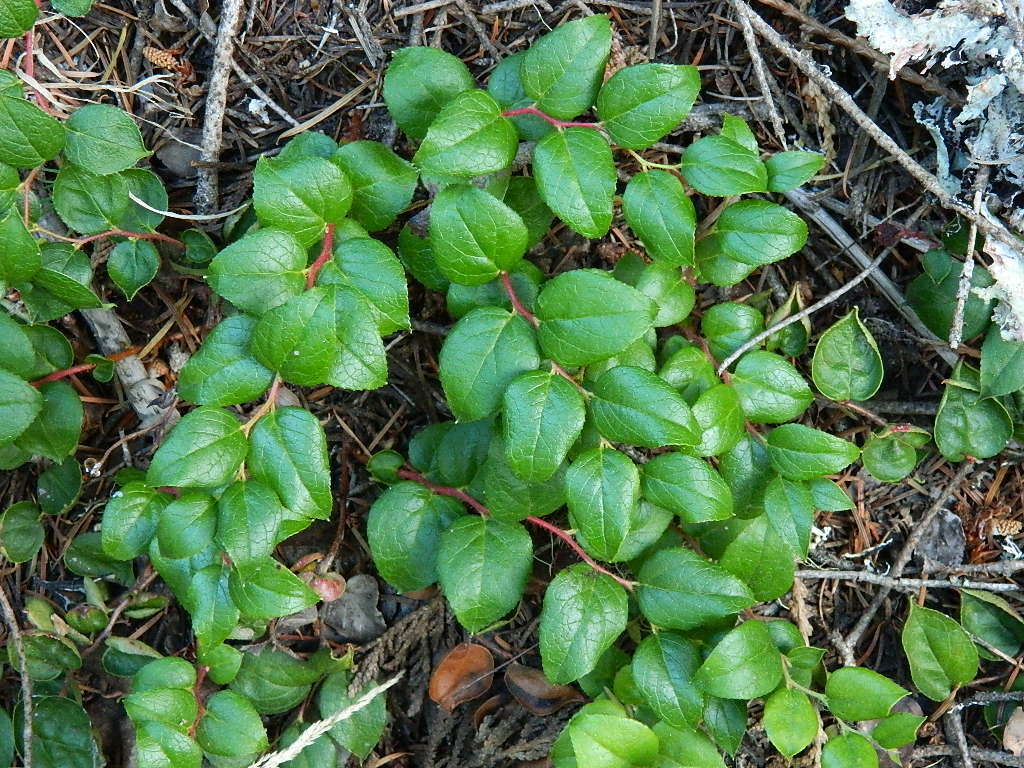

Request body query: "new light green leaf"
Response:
[228, 559, 319, 619]
[539, 563, 627, 684]
[641, 452, 733, 524]
[382, 46, 475, 139]
[64, 104, 150, 175]
[821, 733, 878, 768]
[533, 128, 615, 238]
[825, 666, 909, 721]
[681, 135, 767, 196]
[632, 632, 704, 728]
[694, 619, 783, 699]
[622, 170, 696, 266]
[437, 516, 533, 632]
[207, 228, 307, 316]
[536, 269, 656, 366]
[766, 150, 825, 192]
[901, 602, 979, 701]
[331, 140, 418, 231]
[763, 688, 818, 758]
[766, 424, 860, 481]
[637, 547, 753, 630]
[652, 721, 726, 768]
[502, 370, 586, 483]
[811, 308, 884, 401]
[871, 712, 925, 749]
[596, 63, 700, 149]
[568, 710, 659, 768]
[176, 315, 274, 406]
[565, 446, 640, 562]
[429, 183, 528, 285]
[520, 15, 611, 119]
[145, 406, 247, 488]
[439, 306, 540, 422]
[413, 90, 517, 177]
[590, 365, 700, 448]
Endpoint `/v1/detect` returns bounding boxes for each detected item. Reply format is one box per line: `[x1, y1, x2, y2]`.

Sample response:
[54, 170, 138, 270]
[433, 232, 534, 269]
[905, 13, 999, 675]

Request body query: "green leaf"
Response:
[436, 417, 494, 487]
[0, 161, 17, 212]
[635, 262, 696, 327]
[718, 515, 796, 600]
[429, 183, 528, 284]
[207, 228, 307, 315]
[64, 104, 150, 175]
[146, 406, 247, 488]
[253, 155, 351, 246]
[13, 380, 82, 461]
[766, 150, 825, 192]
[695, 620, 783, 699]
[720, 114, 757, 151]
[568, 710, 659, 768]
[691, 384, 744, 457]
[808, 477, 855, 511]
[632, 633, 703, 728]
[536, 269, 656, 366]
[597, 63, 700, 149]
[436, 515, 532, 632]
[565, 446, 640, 562]
[0, 207, 40, 285]
[65, 531, 134, 585]
[124, 687, 198, 730]
[52, 165, 131, 234]
[439, 306, 539, 422]
[590, 365, 700, 448]
[681, 136, 767, 196]
[641, 451, 733, 527]
[20, 243, 101, 322]
[230, 647, 320, 715]
[178, 227, 217, 267]
[980, 324, 1024, 397]
[29, 697, 102, 768]
[487, 51, 553, 141]
[935, 362, 1013, 461]
[716, 200, 808, 267]
[318, 670, 388, 759]
[367, 482, 463, 593]
[134, 721, 202, 768]
[539, 563, 627, 684]
[637, 547, 753, 630]
[0, 501, 42, 562]
[695, 234, 757, 287]
[156, 491, 216, 560]
[228, 559, 319, 619]
[318, 236, 410, 334]
[871, 711, 925, 749]
[826, 666, 909, 721]
[503, 370, 586, 483]
[658, 345, 717, 404]
[811, 308, 884, 401]
[413, 90, 517, 177]
[101, 482, 170, 560]
[701, 302, 764, 363]
[961, 588, 1024, 659]
[398, 223, 449, 292]
[108, 239, 159, 300]
[17, 632, 81, 679]
[703, 697, 747, 756]
[502, 176, 553, 248]
[766, 424, 860, 481]
[520, 15, 611, 120]
[0, 367, 41, 445]
[481, 436, 568, 521]
[763, 476, 813, 557]
[0, 0, 37, 38]
[901, 602, 979, 701]
[185, 564, 238, 648]
[652, 721, 726, 768]
[763, 688, 818, 758]
[821, 733, 878, 768]
[196, 690, 268, 759]
[383, 46, 475, 139]
[37, 457, 81, 515]
[907, 249, 994, 340]
[247, 406, 333, 527]
[622, 170, 696, 266]
[0, 91, 64, 169]
[0, 312, 34, 378]
[533, 128, 615, 238]
[331, 140, 417, 231]
[719, 435, 772, 516]
[177, 315, 274, 406]
[276, 722, 337, 768]
[251, 286, 386, 390]
[215, 480, 283, 568]
[862, 425, 930, 483]
[120, 168, 167, 231]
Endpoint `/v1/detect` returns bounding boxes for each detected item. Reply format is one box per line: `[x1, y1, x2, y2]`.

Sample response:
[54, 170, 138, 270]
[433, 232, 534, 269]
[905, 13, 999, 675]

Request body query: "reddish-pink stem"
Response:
[396, 468, 634, 590]
[30, 362, 96, 386]
[501, 107, 602, 131]
[306, 223, 336, 289]
[76, 229, 184, 248]
[501, 271, 539, 327]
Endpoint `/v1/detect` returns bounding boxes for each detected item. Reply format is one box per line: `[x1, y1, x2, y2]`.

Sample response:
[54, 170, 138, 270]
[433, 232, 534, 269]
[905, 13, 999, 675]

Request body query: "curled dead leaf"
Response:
[429, 643, 494, 713]
[472, 693, 508, 729]
[308, 573, 346, 602]
[504, 663, 585, 716]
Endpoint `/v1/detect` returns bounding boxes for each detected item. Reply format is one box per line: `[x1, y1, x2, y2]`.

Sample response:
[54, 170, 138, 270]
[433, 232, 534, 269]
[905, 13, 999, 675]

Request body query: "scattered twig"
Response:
[194, 0, 245, 215]
[952, 691, 1024, 713]
[730, 0, 787, 149]
[795, 569, 1020, 593]
[246, 673, 404, 768]
[945, 711, 976, 768]
[934, 560, 1024, 576]
[454, 0, 502, 59]
[843, 462, 975, 651]
[647, 0, 662, 59]
[0, 582, 32, 768]
[913, 746, 1024, 767]
[949, 168, 990, 350]
[84, 567, 159, 655]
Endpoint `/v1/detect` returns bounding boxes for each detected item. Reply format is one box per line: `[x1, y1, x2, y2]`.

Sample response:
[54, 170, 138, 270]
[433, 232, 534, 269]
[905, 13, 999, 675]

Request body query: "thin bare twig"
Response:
[795, 569, 1021, 593]
[913, 746, 1024, 767]
[945, 711, 976, 768]
[730, 0, 787, 149]
[0, 582, 31, 768]
[949, 168, 990, 350]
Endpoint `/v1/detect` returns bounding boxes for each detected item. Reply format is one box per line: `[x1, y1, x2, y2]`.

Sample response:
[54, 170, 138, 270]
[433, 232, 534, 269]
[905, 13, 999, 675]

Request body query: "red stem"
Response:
[76, 229, 184, 248]
[501, 271, 539, 328]
[30, 362, 96, 386]
[396, 468, 634, 591]
[502, 107, 602, 131]
[306, 223, 336, 289]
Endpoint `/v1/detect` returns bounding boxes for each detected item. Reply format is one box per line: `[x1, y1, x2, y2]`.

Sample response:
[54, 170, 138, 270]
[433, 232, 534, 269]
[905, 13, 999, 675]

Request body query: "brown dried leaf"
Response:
[1005, 707, 1024, 756]
[429, 643, 494, 713]
[504, 663, 585, 716]
[472, 693, 508, 729]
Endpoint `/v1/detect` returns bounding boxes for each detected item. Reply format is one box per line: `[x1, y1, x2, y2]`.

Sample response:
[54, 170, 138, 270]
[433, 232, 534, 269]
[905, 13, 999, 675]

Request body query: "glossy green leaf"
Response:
[658, 345, 717, 404]
[637, 547, 753, 630]
[64, 104, 149, 175]
[681, 136, 767, 196]
[691, 384, 744, 457]
[632, 632, 703, 728]
[318, 670, 388, 759]
[317, 236, 410, 334]
[398, 223, 449, 292]
[766, 424, 860, 481]
[13, 380, 82, 461]
[720, 434, 772, 517]
[0, 501, 42, 562]
[590, 365, 700, 448]
[565, 446, 640, 561]
[124, 686, 198, 730]
[0, 207, 41, 285]
[331, 140, 417, 231]
[383, 46, 475, 139]
[825, 666, 909, 721]
[808, 477, 855, 511]
[718, 515, 796, 600]
[177, 315, 273, 406]
[0, 91, 64, 169]
[134, 721, 202, 768]
[935, 362, 1012, 461]
[215, 480, 283, 568]
[29, 697, 102, 768]
[763, 476, 813, 557]
[811, 308, 884, 401]
[622, 169, 696, 266]
[901, 602, 979, 701]
[701, 302, 764, 363]
[763, 688, 818, 758]
[533, 128, 615, 238]
[635, 262, 696, 327]
[821, 733, 877, 768]
[207, 228, 307, 315]
[19, 243, 101, 322]
[871, 711, 925, 749]
[961, 589, 1024, 659]
[185, 564, 238, 649]
[439, 307, 539, 422]
[766, 150, 825, 192]
[0, 312, 34, 379]
[413, 90, 517, 177]
[641, 452, 732, 524]
[695, 620, 783, 699]
[253, 154, 351, 246]
[503, 370, 586, 483]
[0, 0, 37, 38]
[520, 15, 611, 120]
[536, 269, 656, 366]
[230, 647, 321, 715]
[597, 63, 699, 149]
[980, 324, 1024, 397]
[716, 200, 807, 267]
[539, 563, 628, 684]
[65, 531, 134, 585]
[487, 51, 553, 141]
[196, 690, 268, 759]
[37, 457, 81, 515]
[52, 165, 131, 234]
[101, 482, 170, 560]
[568, 709, 659, 768]
[229, 559, 319, 619]
[906, 249, 993, 340]
[652, 721, 726, 768]
[703, 697, 747, 756]
[862, 425, 930, 483]
[0, 367, 41, 445]
[502, 176, 553, 247]
[108, 239, 159, 300]
[156, 491, 216, 560]
[146, 406, 246, 488]
[481, 436, 567, 521]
